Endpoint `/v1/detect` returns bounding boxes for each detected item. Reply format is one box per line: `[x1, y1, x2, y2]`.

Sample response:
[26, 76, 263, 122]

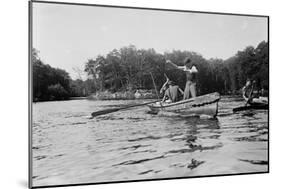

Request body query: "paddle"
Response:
[91, 100, 160, 118]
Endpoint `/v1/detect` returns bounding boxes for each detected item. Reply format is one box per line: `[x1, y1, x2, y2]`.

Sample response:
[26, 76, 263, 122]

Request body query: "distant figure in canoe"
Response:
[166, 57, 198, 100]
[242, 79, 268, 104]
[161, 80, 184, 103]
[242, 79, 255, 103]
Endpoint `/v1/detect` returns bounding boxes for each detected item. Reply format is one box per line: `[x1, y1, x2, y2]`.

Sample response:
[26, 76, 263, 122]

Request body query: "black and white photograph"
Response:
[29, 1, 269, 188]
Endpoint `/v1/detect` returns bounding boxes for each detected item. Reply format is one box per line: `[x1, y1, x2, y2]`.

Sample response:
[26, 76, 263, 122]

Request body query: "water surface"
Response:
[32, 96, 268, 186]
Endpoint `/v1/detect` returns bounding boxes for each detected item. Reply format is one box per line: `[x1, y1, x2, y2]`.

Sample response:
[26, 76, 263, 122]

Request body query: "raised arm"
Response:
[166, 60, 186, 71]
[160, 78, 169, 95]
[161, 90, 169, 102]
[166, 60, 198, 73]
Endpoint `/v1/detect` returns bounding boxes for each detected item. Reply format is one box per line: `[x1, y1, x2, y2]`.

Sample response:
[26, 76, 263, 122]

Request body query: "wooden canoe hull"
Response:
[233, 102, 268, 112]
[233, 97, 269, 112]
[245, 97, 268, 104]
[233, 104, 268, 112]
[148, 92, 220, 117]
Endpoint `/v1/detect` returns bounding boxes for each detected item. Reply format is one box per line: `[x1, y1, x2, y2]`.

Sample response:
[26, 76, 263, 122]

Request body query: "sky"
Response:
[33, 2, 268, 80]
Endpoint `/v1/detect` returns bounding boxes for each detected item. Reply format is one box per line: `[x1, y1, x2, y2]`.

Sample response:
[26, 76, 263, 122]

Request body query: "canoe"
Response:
[233, 101, 268, 112]
[147, 92, 220, 117]
[233, 97, 268, 112]
[233, 104, 268, 112]
[247, 96, 268, 104]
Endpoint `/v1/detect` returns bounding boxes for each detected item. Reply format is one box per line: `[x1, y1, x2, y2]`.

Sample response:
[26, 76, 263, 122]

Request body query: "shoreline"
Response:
[32, 93, 246, 103]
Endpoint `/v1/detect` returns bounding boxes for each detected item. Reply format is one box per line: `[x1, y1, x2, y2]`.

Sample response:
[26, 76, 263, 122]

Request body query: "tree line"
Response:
[32, 48, 95, 101]
[32, 41, 268, 101]
[84, 41, 268, 95]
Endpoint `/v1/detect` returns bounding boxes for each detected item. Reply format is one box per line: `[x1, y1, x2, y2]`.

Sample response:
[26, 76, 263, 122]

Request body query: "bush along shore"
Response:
[88, 90, 157, 100]
[33, 90, 156, 102]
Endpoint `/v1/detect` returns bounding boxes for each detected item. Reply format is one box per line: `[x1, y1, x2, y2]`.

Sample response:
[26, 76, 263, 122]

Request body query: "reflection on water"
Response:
[32, 96, 268, 186]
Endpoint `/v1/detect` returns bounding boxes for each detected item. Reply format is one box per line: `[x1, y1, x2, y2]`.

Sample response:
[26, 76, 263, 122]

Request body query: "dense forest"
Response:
[32, 41, 268, 101]
[32, 49, 95, 101]
[84, 41, 268, 94]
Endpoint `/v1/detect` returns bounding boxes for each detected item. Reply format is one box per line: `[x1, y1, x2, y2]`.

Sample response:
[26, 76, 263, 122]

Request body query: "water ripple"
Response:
[32, 96, 268, 185]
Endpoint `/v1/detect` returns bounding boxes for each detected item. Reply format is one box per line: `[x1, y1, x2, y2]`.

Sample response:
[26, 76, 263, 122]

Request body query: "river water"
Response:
[32, 96, 268, 187]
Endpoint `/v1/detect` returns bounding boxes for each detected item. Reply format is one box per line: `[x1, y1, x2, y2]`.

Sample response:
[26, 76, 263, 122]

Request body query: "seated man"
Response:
[162, 80, 184, 103]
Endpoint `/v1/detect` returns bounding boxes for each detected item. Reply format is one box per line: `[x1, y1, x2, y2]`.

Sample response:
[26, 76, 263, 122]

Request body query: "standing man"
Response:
[166, 57, 198, 100]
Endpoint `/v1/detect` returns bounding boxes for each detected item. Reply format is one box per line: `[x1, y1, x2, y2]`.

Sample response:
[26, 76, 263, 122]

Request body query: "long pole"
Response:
[91, 100, 160, 118]
[150, 72, 160, 100]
